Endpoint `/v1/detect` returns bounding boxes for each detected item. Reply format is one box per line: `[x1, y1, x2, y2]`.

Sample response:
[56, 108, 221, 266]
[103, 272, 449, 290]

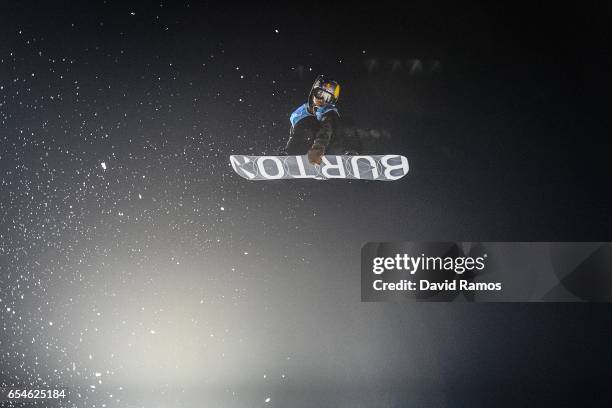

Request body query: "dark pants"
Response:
[284, 117, 362, 155]
[285, 116, 320, 155]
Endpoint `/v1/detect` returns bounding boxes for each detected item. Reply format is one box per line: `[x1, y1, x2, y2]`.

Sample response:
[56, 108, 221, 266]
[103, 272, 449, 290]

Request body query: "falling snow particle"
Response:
[265, 397, 271, 403]
[101, 162, 107, 170]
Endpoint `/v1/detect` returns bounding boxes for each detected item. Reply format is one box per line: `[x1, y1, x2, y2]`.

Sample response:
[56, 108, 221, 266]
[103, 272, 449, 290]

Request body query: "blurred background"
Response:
[1, 2, 611, 406]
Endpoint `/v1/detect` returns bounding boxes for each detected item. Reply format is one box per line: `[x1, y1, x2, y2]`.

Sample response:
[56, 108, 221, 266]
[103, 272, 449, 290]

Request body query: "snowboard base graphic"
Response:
[230, 154, 409, 181]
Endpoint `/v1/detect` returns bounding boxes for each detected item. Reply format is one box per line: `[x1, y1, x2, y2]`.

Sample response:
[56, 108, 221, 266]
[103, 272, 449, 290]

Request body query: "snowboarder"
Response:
[285, 75, 341, 164]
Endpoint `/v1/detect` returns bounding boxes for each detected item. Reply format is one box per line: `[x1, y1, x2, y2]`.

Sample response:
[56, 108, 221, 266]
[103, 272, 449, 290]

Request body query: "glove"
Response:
[307, 143, 325, 165]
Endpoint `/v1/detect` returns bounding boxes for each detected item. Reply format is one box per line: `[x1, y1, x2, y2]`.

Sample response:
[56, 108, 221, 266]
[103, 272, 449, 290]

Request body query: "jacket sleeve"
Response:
[313, 110, 340, 148]
[284, 125, 300, 155]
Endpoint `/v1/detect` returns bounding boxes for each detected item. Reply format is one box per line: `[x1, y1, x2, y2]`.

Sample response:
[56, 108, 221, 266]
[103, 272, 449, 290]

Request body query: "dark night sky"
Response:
[1, 2, 611, 407]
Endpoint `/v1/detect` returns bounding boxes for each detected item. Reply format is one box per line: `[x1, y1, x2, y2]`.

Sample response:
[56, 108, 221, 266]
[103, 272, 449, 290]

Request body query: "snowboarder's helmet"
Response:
[308, 75, 340, 108]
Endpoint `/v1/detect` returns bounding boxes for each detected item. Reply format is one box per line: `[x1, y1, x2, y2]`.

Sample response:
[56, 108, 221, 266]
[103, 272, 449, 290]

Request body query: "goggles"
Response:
[313, 88, 334, 103]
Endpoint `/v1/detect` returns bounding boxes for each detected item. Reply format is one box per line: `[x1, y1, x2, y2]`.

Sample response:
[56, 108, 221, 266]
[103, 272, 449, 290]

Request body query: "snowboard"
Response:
[230, 154, 409, 181]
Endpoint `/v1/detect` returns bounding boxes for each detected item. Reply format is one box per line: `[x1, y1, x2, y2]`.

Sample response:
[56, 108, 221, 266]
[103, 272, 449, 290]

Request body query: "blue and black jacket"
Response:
[285, 103, 340, 153]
